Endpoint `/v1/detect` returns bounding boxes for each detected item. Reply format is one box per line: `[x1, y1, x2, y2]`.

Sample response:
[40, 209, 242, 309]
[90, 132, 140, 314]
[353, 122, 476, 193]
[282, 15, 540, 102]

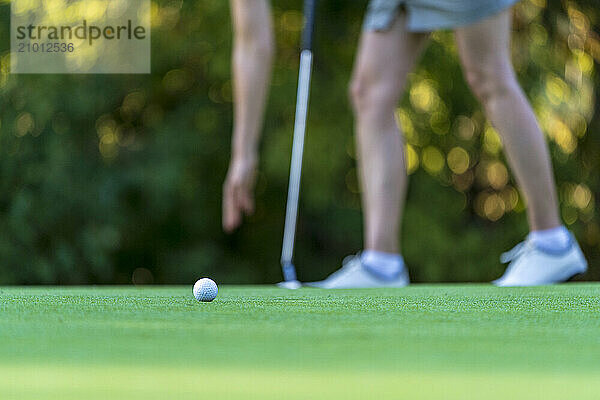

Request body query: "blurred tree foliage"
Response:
[0, 0, 598, 284]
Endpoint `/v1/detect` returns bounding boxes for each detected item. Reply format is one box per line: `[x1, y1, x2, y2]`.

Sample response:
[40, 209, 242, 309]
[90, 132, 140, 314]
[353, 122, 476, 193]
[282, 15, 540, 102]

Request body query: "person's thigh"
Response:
[351, 13, 429, 108]
[454, 9, 514, 88]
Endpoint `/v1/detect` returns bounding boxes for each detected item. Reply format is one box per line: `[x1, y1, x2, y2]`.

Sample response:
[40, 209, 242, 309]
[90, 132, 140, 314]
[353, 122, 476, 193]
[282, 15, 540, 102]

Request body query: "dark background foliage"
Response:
[0, 0, 598, 285]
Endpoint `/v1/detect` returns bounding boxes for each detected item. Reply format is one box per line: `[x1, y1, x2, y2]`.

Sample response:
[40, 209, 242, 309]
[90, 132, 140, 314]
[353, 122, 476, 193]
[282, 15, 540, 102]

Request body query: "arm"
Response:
[223, 0, 275, 232]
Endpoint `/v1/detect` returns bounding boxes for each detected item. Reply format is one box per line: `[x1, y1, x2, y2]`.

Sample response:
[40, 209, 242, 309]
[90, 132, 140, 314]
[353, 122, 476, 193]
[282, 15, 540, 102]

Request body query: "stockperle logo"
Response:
[11, 0, 150, 74]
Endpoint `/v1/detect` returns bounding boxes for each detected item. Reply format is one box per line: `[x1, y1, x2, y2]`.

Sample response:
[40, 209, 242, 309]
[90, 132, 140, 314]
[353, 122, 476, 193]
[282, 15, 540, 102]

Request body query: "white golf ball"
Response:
[193, 278, 218, 302]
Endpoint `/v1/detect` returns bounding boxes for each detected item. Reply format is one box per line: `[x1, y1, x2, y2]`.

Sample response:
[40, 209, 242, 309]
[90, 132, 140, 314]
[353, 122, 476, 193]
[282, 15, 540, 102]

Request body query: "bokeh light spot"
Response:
[422, 146, 444, 175]
[132, 267, 154, 285]
[483, 126, 502, 154]
[15, 112, 35, 137]
[486, 161, 509, 190]
[572, 184, 592, 209]
[447, 147, 470, 174]
[405, 144, 419, 174]
[410, 80, 439, 113]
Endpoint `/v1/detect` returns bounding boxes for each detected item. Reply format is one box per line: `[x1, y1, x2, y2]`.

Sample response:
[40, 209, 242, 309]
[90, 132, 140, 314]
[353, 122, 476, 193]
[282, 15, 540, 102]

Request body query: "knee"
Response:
[349, 74, 398, 116]
[348, 77, 365, 112]
[463, 63, 516, 105]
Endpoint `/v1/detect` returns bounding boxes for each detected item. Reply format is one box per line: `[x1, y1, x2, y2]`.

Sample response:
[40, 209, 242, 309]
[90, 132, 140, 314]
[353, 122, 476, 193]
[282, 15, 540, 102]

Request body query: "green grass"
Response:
[1, 284, 599, 399]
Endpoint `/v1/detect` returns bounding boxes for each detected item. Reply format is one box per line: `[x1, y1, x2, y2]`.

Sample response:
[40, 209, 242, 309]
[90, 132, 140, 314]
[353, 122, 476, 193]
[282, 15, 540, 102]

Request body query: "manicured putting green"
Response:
[1, 284, 599, 400]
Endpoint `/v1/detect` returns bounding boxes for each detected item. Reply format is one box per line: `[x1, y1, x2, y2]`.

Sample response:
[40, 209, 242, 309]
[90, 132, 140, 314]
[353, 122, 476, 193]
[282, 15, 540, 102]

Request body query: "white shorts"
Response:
[363, 0, 519, 32]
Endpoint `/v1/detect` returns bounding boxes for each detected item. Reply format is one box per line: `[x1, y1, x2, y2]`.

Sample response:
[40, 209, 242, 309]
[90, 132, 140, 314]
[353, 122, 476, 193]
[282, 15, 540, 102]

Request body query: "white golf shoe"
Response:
[493, 233, 587, 287]
[305, 254, 410, 289]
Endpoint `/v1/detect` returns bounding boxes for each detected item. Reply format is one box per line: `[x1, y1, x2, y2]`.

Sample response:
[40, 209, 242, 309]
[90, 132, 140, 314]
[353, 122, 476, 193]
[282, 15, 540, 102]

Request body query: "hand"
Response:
[222, 155, 258, 232]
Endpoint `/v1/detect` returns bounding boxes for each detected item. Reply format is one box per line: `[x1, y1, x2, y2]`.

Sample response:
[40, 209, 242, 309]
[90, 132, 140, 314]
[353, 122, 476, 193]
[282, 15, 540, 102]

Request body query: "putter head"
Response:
[277, 280, 302, 289]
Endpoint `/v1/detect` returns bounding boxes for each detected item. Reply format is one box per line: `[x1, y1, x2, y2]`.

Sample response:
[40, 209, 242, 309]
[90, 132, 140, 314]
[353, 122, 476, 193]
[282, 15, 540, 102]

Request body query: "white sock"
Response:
[361, 250, 404, 280]
[528, 226, 571, 253]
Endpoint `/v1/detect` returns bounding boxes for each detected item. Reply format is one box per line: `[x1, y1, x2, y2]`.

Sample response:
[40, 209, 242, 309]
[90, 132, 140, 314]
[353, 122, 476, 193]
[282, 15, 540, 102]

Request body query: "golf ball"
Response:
[193, 278, 218, 302]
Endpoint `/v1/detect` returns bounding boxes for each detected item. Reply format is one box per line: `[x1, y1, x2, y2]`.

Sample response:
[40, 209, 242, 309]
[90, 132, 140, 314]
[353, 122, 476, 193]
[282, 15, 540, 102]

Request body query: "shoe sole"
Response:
[494, 265, 587, 287]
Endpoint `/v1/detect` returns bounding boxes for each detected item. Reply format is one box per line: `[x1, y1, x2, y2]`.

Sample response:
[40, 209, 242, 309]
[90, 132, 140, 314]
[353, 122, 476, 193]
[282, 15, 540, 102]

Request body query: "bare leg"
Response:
[350, 15, 429, 253]
[455, 10, 561, 231]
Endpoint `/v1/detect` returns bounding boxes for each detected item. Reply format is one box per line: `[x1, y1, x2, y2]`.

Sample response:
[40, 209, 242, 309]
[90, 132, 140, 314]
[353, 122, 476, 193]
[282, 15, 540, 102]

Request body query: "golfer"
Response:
[223, 0, 588, 288]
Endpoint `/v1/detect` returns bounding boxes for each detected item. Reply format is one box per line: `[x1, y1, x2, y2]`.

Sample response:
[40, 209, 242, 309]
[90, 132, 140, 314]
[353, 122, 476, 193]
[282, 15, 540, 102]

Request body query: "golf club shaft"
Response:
[281, 50, 312, 280]
[280, 0, 316, 282]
